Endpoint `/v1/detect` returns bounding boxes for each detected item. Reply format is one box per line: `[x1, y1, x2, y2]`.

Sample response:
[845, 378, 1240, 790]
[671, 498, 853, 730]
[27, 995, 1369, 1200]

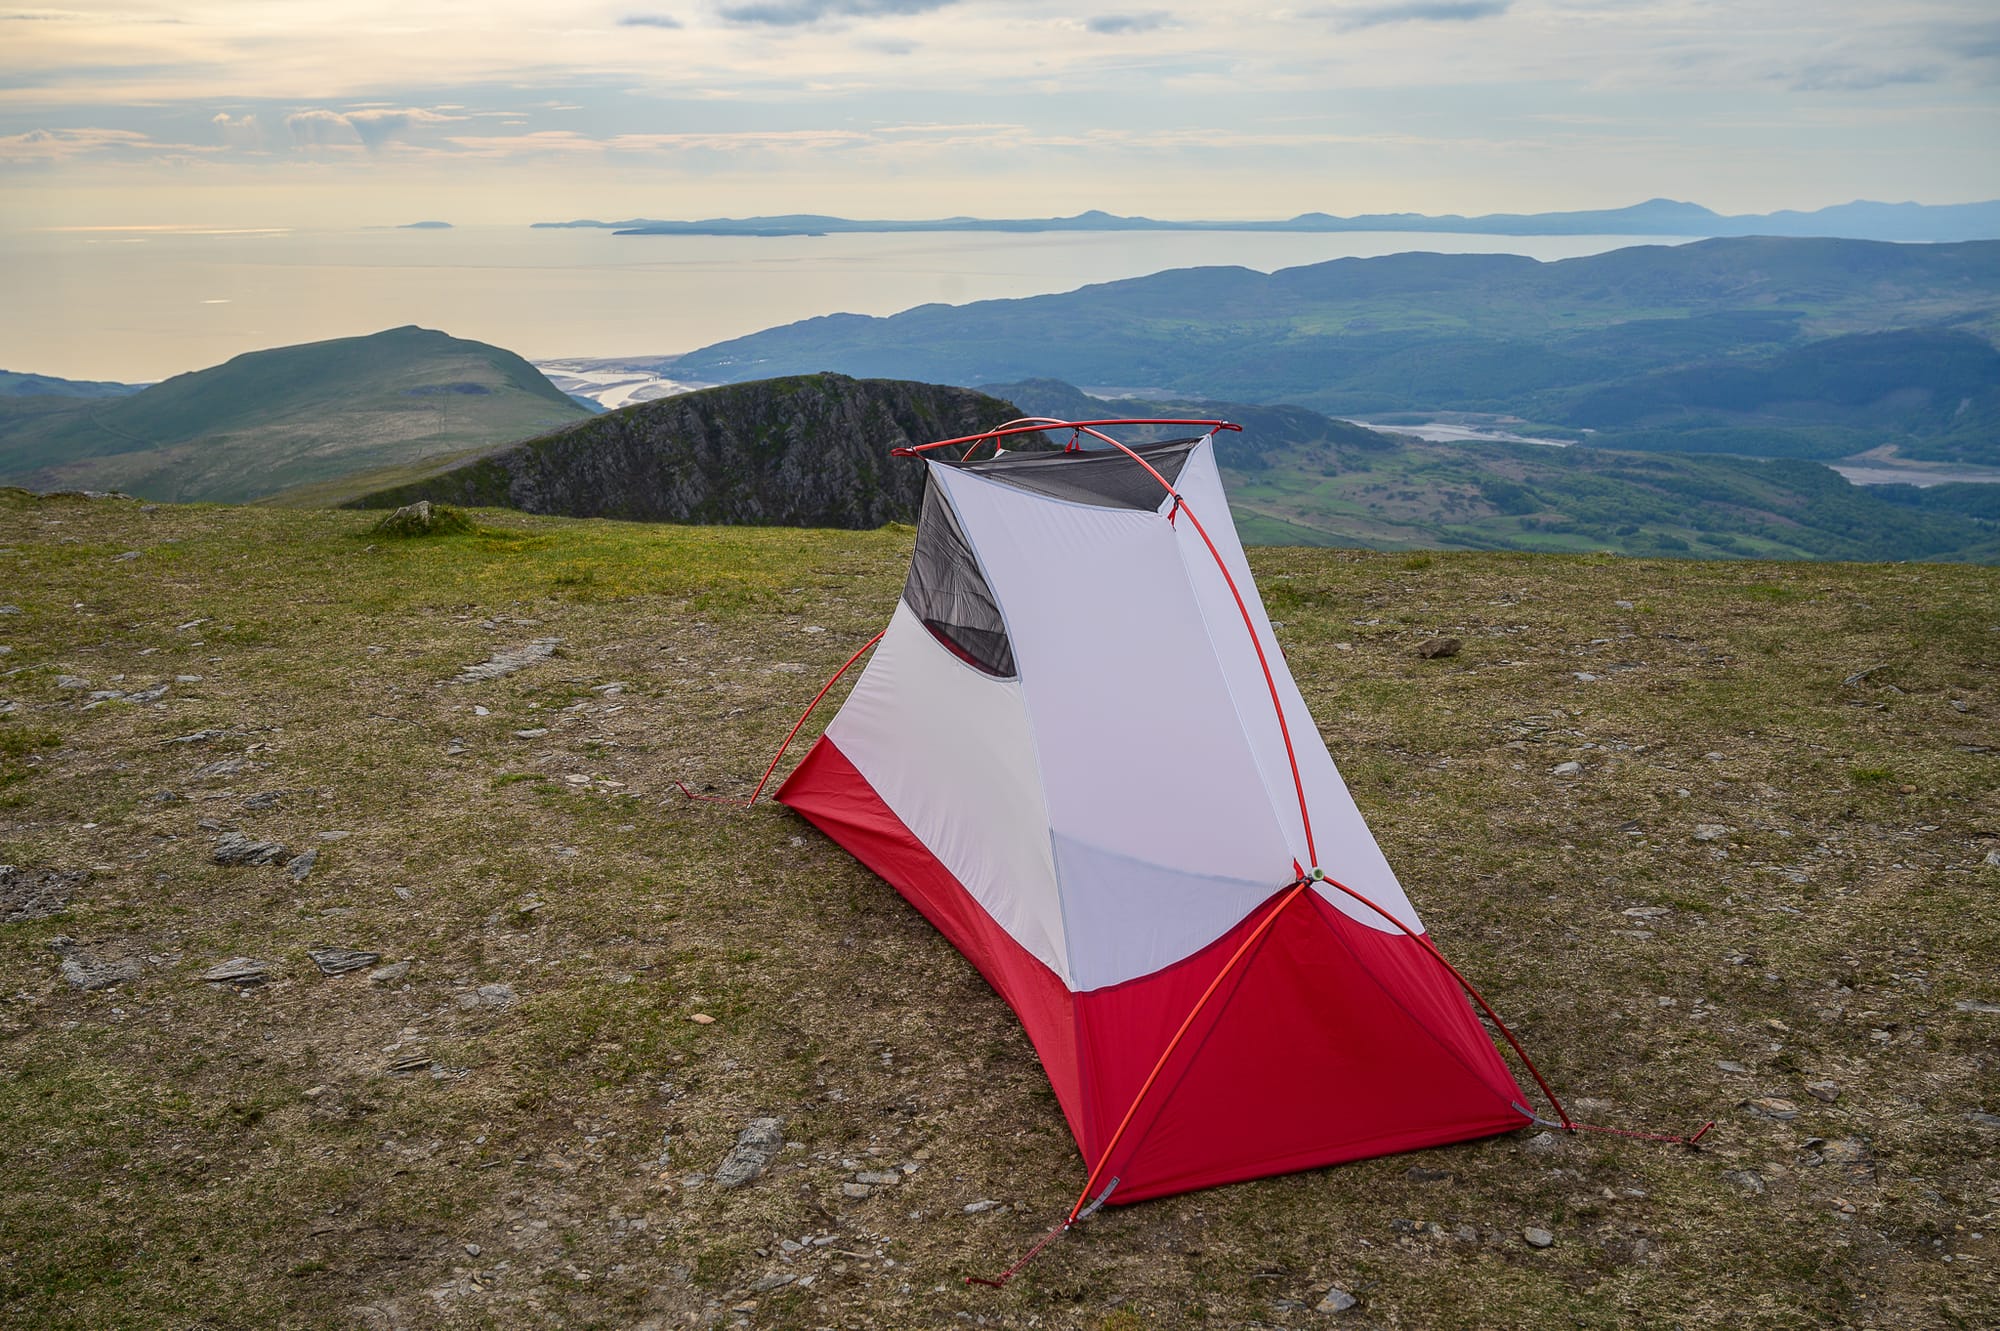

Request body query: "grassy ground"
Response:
[2, 488, 1996, 1330]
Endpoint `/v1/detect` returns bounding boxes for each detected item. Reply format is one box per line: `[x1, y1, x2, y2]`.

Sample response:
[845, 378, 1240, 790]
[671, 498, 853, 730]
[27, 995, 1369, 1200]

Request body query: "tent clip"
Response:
[1076, 1175, 1120, 1222]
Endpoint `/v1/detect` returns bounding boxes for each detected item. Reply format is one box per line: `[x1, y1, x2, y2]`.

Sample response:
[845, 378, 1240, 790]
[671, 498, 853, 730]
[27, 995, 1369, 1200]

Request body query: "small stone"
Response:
[1693, 824, 1733, 842]
[1573, 672, 1598, 683]
[1716, 1061, 1748, 1073]
[1414, 637, 1461, 660]
[55, 675, 91, 691]
[114, 550, 141, 561]
[211, 831, 286, 866]
[749, 1273, 795, 1293]
[463, 1243, 481, 1257]
[475, 982, 516, 1007]
[60, 951, 142, 990]
[286, 849, 318, 883]
[513, 728, 549, 739]
[192, 757, 247, 780]
[1954, 999, 2000, 1015]
[1965, 1112, 2000, 1130]
[199, 957, 268, 985]
[1523, 1130, 1561, 1155]
[388, 1053, 433, 1075]
[1722, 1169, 1766, 1194]
[714, 1117, 784, 1190]
[451, 638, 561, 686]
[1748, 1097, 1800, 1121]
[308, 945, 382, 976]
[1315, 1286, 1359, 1313]
[161, 728, 227, 745]
[1551, 761, 1582, 776]
[963, 1200, 1002, 1213]
[689, 1012, 715, 1024]
[1805, 1081, 1840, 1102]
[840, 1182, 874, 1199]
[1523, 1227, 1555, 1248]
[1622, 905, 1670, 918]
[1404, 1166, 1451, 1182]
[369, 961, 412, 986]
[854, 1170, 901, 1187]
[241, 790, 283, 810]
[1614, 600, 1634, 610]
[1, 864, 87, 923]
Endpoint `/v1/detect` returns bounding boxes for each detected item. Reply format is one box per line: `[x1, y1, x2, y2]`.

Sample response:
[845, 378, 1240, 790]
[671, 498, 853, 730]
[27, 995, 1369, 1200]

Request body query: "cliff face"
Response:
[351, 373, 1024, 527]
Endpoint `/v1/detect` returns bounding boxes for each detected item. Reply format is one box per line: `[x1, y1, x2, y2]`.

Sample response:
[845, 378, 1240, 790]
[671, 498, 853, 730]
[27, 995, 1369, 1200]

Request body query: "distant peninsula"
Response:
[399, 220, 454, 230]
[529, 198, 2000, 244]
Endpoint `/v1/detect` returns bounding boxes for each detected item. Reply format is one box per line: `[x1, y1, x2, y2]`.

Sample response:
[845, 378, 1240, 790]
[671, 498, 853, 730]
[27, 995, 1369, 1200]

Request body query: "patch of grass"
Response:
[1, 495, 1994, 1329]
[369, 500, 474, 538]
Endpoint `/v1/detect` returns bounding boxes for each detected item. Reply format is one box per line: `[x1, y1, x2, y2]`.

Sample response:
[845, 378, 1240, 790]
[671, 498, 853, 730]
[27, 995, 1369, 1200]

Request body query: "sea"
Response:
[2, 225, 1693, 385]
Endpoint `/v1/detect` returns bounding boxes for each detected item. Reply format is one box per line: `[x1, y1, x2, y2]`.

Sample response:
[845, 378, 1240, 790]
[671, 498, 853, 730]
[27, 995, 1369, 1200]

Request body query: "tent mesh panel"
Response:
[904, 481, 1016, 677]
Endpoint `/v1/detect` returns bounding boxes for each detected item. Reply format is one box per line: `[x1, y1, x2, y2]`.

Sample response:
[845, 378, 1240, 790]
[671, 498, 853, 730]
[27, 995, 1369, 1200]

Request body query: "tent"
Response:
[773, 418, 1558, 1216]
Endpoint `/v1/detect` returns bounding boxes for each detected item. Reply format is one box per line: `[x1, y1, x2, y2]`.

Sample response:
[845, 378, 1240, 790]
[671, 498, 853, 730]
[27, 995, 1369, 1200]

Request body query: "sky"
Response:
[2, 1, 1998, 227]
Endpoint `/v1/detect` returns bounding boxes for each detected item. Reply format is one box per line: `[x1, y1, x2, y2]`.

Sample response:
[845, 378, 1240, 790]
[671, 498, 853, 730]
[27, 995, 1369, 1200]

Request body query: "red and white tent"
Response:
[775, 420, 1547, 1212]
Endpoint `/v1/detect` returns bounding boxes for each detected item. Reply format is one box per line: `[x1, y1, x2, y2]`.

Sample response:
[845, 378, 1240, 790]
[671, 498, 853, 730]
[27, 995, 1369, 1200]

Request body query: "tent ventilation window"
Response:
[904, 483, 1016, 678]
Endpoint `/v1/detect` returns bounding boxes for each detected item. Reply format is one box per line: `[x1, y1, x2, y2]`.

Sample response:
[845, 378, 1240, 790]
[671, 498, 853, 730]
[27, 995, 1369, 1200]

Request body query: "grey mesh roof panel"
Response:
[939, 436, 1203, 511]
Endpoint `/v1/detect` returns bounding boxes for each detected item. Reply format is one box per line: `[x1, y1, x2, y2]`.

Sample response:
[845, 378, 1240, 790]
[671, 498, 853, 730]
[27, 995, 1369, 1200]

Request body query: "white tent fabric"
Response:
[824, 434, 1423, 993]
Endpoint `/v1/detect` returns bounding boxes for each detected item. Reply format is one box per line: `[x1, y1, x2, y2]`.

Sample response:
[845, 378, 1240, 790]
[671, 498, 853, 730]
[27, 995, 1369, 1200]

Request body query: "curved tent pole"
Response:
[893, 416, 1242, 459]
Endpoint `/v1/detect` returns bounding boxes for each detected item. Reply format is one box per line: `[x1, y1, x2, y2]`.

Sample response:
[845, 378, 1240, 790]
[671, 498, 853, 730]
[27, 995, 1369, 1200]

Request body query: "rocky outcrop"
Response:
[350, 373, 1026, 528]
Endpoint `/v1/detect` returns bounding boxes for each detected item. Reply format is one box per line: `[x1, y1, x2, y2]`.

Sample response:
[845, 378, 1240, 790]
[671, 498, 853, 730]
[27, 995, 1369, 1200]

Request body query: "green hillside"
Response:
[2, 489, 1995, 1329]
[0, 327, 591, 503]
[983, 380, 2000, 562]
[348, 374, 1030, 527]
[673, 238, 2000, 466]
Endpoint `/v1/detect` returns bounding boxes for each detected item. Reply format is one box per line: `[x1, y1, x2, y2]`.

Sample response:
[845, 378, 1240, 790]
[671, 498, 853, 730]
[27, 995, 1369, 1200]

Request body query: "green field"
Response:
[2, 490, 1997, 1329]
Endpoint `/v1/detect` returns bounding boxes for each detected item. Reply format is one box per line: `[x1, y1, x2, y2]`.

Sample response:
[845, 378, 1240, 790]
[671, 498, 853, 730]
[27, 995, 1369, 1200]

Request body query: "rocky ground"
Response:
[1, 489, 1996, 1329]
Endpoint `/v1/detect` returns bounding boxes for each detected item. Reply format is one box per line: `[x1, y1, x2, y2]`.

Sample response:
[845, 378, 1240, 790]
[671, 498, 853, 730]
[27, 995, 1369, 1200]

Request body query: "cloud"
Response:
[284, 106, 460, 151]
[345, 107, 458, 147]
[0, 125, 156, 162]
[284, 108, 358, 148]
[1790, 62, 1944, 93]
[1322, 1, 1510, 31]
[618, 13, 682, 27]
[716, 0, 957, 27]
[1086, 12, 1170, 35]
[211, 111, 261, 148]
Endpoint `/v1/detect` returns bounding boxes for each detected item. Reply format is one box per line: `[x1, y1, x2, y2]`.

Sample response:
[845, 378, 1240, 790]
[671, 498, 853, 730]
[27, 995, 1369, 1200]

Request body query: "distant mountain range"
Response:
[671, 236, 2000, 468]
[0, 327, 590, 504]
[531, 198, 2000, 243]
